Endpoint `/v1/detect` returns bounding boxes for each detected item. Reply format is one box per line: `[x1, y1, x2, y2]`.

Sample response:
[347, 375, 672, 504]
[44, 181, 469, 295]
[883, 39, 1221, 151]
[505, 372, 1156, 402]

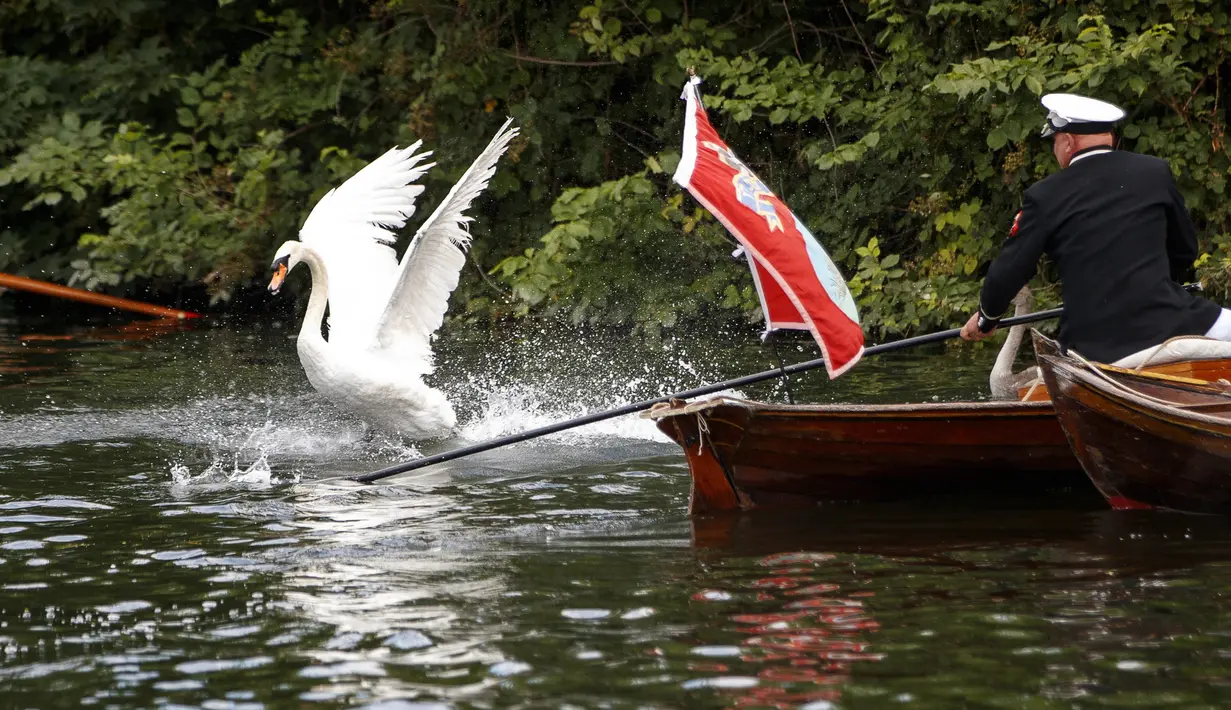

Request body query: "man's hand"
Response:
[960, 311, 997, 342]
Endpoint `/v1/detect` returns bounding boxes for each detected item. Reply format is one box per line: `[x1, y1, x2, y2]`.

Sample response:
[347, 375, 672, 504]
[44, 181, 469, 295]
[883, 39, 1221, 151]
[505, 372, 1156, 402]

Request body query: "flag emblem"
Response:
[704, 141, 785, 233]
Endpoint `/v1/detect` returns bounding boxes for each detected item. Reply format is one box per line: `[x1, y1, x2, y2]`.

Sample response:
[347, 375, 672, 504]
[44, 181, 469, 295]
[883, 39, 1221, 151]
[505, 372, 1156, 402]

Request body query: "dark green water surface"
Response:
[4, 305, 1231, 708]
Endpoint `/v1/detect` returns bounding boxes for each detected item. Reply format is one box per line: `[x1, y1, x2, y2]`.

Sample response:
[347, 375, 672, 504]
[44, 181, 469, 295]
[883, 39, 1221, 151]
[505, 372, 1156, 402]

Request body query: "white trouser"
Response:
[1206, 308, 1231, 341]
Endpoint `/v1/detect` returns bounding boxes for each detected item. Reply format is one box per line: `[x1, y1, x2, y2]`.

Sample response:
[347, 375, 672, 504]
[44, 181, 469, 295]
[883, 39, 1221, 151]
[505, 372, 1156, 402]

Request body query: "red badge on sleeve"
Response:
[1009, 210, 1022, 238]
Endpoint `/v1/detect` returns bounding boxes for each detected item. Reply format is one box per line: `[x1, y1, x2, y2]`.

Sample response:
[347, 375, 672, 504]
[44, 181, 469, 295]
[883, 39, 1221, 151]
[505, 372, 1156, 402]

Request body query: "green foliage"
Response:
[489, 158, 755, 334]
[0, 0, 1228, 337]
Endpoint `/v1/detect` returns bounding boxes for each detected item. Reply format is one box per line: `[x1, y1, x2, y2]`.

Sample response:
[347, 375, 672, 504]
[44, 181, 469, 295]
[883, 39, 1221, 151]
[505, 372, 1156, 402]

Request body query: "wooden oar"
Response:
[354, 307, 1063, 484]
[0, 272, 200, 320]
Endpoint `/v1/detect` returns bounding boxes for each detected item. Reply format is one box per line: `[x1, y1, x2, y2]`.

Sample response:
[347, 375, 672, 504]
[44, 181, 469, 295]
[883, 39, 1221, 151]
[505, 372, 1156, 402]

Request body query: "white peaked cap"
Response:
[1040, 93, 1126, 136]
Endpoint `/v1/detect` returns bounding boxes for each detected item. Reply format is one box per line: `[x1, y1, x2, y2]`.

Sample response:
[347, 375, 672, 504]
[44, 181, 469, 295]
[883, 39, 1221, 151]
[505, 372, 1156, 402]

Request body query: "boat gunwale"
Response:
[647, 394, 1055, 420]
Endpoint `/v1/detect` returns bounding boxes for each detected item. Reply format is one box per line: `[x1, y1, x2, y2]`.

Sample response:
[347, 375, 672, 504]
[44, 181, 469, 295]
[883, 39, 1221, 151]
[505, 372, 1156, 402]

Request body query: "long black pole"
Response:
[353, 307, 1063, 483]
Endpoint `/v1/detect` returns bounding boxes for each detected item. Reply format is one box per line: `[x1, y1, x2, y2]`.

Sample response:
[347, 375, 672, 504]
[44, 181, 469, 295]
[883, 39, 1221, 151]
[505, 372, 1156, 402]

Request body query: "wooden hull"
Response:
[1038, 351, 1231, 514]
[653, 397, 1079, 514]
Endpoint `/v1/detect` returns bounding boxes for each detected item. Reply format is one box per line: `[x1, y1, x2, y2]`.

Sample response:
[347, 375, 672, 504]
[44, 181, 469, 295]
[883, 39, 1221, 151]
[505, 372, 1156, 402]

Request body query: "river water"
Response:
[4, 304, 1231, 708]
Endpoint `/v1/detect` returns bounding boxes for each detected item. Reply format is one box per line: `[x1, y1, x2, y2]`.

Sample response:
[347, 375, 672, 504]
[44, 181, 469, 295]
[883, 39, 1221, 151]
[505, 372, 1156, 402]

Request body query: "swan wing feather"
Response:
[375, 118, 517, 369]
[299, 143, 436, 343]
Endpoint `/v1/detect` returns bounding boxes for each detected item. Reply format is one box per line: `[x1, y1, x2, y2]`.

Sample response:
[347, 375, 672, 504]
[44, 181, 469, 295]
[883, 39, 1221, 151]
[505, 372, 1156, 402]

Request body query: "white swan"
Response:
[989, 286, 1039, 400]
[267, 118, 518, 439]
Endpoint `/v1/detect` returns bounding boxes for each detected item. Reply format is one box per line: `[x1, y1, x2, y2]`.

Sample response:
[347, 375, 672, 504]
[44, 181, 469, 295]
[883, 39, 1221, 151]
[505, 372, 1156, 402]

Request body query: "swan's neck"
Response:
[298, 247, 329, 348]
[990, 325, 1025, 380]
[989, 300, 1028, 399]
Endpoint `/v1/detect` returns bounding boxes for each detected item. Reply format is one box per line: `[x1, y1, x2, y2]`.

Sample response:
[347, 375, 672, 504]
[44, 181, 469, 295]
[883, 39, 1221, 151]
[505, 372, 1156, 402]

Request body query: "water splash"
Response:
[454, 382, 667, 444]
[169, 454, 289, 488]
[161, 394, 424, 487]
[440, 327, 742, 446]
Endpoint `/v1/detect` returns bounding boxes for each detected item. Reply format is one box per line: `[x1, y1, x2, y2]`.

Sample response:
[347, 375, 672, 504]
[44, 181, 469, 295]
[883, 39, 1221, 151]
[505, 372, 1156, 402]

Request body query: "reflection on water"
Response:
[687, 550, 883, 709]
[4, 304, 1231, 706]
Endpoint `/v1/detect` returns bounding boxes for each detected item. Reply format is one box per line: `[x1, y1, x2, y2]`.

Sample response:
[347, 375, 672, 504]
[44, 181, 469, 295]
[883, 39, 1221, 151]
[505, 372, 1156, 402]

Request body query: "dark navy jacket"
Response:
[979, 148, 1221, 363]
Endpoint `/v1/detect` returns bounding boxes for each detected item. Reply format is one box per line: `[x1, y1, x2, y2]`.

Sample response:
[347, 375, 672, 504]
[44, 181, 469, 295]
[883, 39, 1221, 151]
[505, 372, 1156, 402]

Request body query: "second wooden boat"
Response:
[1036, 332, 1231, 514]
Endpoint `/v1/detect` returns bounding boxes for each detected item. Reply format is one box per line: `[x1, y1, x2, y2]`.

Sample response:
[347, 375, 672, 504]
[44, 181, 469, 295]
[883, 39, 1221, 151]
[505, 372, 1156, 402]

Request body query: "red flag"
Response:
[673, 77, 865, 377]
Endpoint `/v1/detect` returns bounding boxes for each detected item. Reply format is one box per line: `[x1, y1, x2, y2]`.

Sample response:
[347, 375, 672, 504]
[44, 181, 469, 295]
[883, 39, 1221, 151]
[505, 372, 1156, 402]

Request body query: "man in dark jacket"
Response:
[960, 93, 1226, 362]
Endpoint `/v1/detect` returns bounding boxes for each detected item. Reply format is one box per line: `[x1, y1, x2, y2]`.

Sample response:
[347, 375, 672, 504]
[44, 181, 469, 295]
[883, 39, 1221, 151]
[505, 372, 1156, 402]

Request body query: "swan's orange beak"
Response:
[268, 261, 288, 295]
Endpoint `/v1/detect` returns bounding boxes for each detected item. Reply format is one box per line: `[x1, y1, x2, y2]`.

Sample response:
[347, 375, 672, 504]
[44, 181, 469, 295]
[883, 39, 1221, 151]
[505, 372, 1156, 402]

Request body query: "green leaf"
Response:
[180, 86, 202, 106]
[1024, 75, 1043, 95]
[176, 107, 197, 128]
[646, 7, 662, 22]
[986, 127, 1008, 150]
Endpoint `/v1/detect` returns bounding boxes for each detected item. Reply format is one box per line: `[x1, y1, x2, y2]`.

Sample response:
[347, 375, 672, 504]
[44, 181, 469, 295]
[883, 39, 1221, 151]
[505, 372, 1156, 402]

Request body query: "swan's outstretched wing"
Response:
[299, 143, 436, 344]
[374, 118, 517, 369]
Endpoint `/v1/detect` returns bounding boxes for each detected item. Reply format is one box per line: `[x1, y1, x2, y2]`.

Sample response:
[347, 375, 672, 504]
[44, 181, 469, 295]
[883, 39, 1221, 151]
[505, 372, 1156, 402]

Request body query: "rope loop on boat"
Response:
[695, 413, 711, 456]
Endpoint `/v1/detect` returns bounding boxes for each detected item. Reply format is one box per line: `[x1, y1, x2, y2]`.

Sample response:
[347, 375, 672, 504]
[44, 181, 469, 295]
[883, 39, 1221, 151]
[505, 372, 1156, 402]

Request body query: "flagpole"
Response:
[352, 307, 1063, 484]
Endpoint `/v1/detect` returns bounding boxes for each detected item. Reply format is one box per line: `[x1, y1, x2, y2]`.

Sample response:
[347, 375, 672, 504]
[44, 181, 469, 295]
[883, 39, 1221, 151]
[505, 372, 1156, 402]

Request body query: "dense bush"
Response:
[1, 1, 1227, 336]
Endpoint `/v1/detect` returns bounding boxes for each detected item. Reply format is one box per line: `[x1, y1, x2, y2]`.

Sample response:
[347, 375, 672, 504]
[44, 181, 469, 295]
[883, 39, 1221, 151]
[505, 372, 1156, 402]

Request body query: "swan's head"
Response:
[1013, 285, 1033, 313]
[267, 241, 301, 295]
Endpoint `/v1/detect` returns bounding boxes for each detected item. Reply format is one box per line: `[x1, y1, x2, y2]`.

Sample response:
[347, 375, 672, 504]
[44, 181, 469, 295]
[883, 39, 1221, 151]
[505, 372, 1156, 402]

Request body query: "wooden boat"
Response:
[1035, 333, 1231, 514]
[651, 335, 1231, 515]
[650, 396, 1077, 514]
